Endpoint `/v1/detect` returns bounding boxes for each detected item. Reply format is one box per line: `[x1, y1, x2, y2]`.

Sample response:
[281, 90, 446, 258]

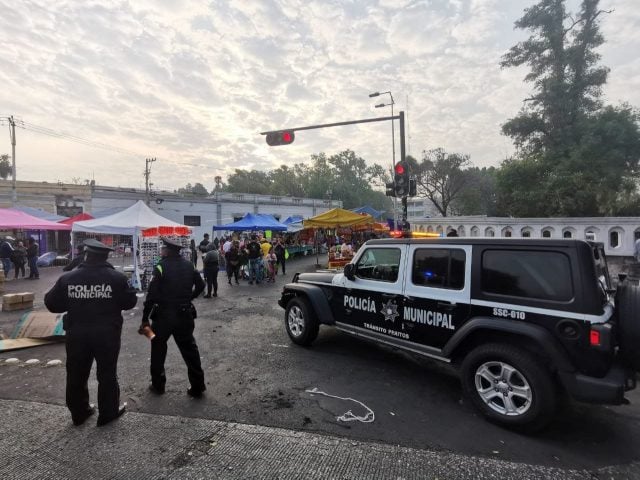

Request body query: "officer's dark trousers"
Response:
[65, 326, 121, 423]
[151, 309, 205, 391]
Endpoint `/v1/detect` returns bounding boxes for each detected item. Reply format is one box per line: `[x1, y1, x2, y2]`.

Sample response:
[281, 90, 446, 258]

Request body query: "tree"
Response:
[414, 148, 470, 217]
[453, 167, 498, 216]
[0, 154, 11, 180]
[224, 169, 272, 194]
[176, 182, 208, 196]
[498, 0, 640, 216]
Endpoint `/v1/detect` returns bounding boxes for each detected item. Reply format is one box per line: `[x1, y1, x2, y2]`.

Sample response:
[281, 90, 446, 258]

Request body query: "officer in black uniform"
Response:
[141, 237, 206, 397]
[45, 239, 138, 426]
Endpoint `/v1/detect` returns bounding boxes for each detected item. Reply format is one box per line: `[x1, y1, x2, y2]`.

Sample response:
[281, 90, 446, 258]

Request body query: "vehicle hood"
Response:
[297, 272, 336, 284]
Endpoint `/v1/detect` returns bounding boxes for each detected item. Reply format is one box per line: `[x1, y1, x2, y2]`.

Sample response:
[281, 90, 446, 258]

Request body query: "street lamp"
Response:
[369, 90, 396, 226]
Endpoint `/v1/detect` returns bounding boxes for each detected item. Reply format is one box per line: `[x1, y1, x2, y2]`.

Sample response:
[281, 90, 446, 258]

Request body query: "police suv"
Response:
[278, 238, 640, 430]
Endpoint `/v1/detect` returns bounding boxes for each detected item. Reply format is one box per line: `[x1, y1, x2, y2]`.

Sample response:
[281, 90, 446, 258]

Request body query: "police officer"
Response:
[141, 237, 206, 397]
[45, 239, 137, 426]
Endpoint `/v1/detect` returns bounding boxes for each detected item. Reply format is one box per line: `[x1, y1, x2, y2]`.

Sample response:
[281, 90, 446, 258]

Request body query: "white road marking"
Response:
[46, 359, 62, 366]
[25, 359, 40, 365]
[4, 358, 20, 364]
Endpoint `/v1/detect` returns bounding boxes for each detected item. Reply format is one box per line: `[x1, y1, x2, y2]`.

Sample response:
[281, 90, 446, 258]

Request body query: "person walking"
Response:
[202, 244, 220, 297]
[0, 236, 14, 277]
[140, 238, 206, 397]
[12, 241, 27, 279]
[198, 233, 210, 257]
[274, 238, 286, 276]
[27, 237, 40, 279]
[44, 239, 137, 426]
[266, 246, 277, 283]
[190, 239, 198, 268]
[246, 235, 262, 284]
[225, 242, 240, 285]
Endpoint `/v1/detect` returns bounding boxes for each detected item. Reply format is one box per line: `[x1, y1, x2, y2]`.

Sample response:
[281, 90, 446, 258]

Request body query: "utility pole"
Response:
[8, 116, 17, 205]
[144, 157, 156, 206]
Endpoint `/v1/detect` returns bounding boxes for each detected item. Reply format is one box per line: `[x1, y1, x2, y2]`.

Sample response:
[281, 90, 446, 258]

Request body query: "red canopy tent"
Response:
[58, 212, 94, 225]
[0, 209, 71, 230]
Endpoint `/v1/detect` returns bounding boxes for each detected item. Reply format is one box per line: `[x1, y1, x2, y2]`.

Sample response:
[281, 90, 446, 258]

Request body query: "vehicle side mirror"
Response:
[344, 263, 356, 281]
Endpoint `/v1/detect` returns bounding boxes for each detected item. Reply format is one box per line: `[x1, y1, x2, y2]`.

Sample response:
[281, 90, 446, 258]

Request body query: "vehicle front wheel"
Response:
[461, 343, 556, 431]
[285, 297, 319, 346]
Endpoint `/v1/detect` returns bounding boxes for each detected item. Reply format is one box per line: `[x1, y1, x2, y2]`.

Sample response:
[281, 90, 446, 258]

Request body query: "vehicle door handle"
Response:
[437, 301, 456, 311]
[382, 293, 396, 299]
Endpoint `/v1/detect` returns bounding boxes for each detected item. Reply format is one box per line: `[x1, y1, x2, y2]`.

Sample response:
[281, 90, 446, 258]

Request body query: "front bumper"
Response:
[559, 363, 636, 405]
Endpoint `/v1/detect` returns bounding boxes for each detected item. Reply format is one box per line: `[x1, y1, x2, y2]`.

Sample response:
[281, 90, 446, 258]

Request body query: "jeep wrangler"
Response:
[278, 238, 639, 430]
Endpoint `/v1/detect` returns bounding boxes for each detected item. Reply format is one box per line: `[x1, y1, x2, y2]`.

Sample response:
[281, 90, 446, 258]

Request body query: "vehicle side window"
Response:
[412, 248, 465, 289]
[355, 248, 401, 282]
[481, 250, 574, 302]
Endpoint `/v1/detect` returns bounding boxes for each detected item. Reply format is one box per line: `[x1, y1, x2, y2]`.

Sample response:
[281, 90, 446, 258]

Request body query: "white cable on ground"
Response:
[305, 387, 375, 423]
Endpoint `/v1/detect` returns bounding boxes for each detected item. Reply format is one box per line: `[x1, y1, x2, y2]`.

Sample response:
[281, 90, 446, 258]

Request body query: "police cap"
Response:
[160, 237, 184, 251]
[83, 239, 114, 254]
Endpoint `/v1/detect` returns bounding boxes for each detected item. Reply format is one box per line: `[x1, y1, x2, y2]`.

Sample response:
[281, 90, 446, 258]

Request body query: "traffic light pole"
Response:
[262, 111, 409, 230]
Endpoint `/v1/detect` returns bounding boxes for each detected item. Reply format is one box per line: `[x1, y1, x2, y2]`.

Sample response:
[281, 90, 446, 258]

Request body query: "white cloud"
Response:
[0, 0, 638, 190]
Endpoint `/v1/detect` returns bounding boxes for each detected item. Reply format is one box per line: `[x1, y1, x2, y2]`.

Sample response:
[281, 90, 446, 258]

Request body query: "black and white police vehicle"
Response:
[278, 237, 640, 430]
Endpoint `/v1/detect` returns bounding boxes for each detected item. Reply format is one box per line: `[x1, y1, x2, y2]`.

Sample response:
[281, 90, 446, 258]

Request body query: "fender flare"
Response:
[281, 283, 335, 325]
[442, 317, 575, 372]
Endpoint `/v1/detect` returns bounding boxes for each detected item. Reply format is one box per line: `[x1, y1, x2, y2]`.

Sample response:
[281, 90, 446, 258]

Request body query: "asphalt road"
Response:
[1, 257, 640, 472]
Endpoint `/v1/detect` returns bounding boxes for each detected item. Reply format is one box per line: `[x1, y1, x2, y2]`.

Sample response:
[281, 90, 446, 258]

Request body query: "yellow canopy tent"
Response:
[304, 208, 374, 266]
[304, 208, 373, 228]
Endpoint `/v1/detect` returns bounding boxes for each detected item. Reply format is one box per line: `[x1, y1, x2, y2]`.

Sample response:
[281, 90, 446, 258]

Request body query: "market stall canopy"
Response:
[58, 212, 94, 225]
[351, 222, 391, 233]
[0, 208, 71, 230]
[351, 205, 384, 219]
[72, 200, 183, 235]
[12, 205, 67, 222]
[213, 213, 288, 231]
[282, 215, 304, 233]
[303, 208, 373, 228]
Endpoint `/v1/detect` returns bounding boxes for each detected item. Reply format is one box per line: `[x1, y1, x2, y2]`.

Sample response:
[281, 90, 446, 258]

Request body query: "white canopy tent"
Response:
[72, 201, 189, 288]
[73, 200, 183, 235]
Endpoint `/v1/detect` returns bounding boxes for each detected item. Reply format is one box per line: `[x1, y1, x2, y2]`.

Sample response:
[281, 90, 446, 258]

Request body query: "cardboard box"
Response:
[10, 311, 65, 338]
[3, 293, 23, 305]
[2, 292, 35, 304]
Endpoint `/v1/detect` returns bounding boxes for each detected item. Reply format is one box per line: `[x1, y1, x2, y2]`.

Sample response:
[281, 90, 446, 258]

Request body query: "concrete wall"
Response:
[411, 216, 640, 257]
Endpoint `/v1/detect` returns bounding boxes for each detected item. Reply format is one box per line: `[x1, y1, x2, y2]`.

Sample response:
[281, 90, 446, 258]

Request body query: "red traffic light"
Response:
[266, 130, 295, 146]
[394, 163, 405, 175]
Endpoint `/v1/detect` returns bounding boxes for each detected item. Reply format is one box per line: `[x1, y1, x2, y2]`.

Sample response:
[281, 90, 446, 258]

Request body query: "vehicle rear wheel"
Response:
[285, 297, 319, 346]
[616, 282, 640, 371]
[461, 343, 556, 431]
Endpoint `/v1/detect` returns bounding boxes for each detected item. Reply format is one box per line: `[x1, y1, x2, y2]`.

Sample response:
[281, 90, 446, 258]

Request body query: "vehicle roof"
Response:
[365, 238, 590, 248]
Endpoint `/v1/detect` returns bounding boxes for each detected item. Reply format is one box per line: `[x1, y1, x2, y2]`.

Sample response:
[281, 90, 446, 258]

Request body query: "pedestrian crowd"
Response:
[0, 235, 40, 279]
[191, 233, 288, 293]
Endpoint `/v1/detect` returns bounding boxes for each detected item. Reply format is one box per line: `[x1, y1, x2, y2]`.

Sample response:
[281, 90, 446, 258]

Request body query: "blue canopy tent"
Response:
[351, 205, 384, 219]
[282, 215, 304, 233]
[213, 213, 288, 231]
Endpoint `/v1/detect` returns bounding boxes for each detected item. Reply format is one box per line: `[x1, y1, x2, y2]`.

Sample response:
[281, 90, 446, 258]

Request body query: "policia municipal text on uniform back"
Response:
[45, 239, 138, 426]
[141, 237, 206, 397]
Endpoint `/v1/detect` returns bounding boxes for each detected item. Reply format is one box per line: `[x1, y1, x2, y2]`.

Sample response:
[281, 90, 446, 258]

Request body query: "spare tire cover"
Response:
[615, 282, 640, 371]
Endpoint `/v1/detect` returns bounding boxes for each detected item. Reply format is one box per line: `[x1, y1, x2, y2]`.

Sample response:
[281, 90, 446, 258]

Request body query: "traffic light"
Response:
[394, 160, 410, 197]
[385, 182, 395, 197]
[409, 177, 417, 197]
[266, 130, 295, 146]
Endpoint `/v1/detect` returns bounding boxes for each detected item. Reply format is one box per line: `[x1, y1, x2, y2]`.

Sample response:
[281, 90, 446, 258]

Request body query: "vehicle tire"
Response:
[460, 343, 556, 431]
[616, 282, 640, 371]
[285, 297, 319, 346]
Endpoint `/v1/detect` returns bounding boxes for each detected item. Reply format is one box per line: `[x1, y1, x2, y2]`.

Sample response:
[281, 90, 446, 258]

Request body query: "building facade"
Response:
[92, 187, 342, 240]
[411, 216, 640, 257]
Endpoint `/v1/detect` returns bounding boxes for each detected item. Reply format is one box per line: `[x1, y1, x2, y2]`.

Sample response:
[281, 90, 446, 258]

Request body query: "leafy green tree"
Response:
[498, 0, 640, 216]
[176, 182, 208, 196]
[414, 148, 470, 217]
[224, 169, 272, 194]
[0, 154, 11, 180]
[453, 167, 498, 216]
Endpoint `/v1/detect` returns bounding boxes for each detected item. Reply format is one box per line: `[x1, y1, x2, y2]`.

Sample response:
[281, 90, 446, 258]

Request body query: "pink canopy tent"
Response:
[58, 212, 94, 225]
[0, 208, 71, 231]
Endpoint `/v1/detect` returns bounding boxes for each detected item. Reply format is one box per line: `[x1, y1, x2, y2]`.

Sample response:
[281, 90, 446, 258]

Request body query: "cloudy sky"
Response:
[0, 0, 638, 192]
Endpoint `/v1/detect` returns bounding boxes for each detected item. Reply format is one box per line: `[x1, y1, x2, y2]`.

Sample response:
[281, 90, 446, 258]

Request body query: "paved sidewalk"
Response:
[1, 399, 638, 480]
